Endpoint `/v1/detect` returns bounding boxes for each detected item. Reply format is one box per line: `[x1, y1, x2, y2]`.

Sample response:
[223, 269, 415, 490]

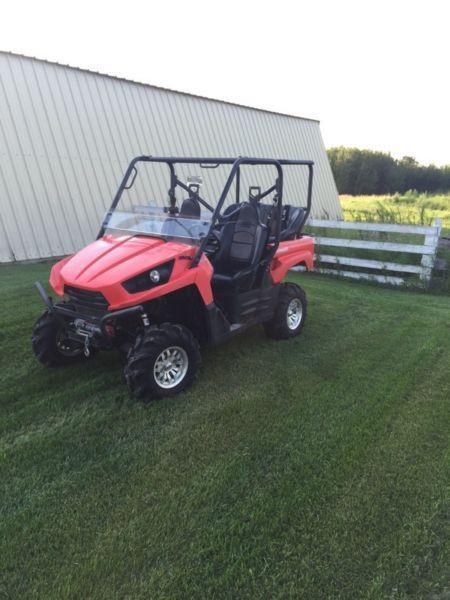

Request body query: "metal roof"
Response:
[0, 50, 320, 124]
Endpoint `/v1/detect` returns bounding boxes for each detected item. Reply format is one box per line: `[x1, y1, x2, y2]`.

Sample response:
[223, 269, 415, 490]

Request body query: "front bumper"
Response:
[35, 280, 147, 336]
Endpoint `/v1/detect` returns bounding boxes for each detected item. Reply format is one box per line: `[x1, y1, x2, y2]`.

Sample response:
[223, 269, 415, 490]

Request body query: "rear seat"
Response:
[280, 205, 307, 240]
[221, 202, 307, 241]
[257, 203, 307, 240]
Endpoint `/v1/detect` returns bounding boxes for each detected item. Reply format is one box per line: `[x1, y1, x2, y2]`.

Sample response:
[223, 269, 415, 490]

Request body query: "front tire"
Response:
[32, 308, 87, 366]
[124, 323, 201, 400]
[264, 283, 307, 340]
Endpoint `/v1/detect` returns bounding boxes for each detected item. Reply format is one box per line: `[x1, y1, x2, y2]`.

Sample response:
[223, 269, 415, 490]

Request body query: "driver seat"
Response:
[212, 202, 268, 291]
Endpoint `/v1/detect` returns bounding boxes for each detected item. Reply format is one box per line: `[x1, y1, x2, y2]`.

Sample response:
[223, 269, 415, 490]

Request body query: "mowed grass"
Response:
[1, 262, 449, 599]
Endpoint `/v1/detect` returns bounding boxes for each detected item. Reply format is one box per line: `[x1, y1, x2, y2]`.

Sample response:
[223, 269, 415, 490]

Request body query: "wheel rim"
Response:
[56, 329, 84, 357]
[287, 298, 303, 330]
[153, 346, 189, 389]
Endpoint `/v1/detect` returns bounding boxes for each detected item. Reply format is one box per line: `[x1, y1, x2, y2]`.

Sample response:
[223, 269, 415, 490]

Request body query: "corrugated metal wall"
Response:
[0, 52, 340, 262]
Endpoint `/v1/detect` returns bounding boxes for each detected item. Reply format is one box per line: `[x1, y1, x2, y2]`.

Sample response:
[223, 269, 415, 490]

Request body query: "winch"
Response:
[73, 318, 102, 357]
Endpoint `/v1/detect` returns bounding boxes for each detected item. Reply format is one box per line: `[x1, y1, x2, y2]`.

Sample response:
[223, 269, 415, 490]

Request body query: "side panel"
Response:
[270, 236, 314, 284]
[237, 284, 280, 325]
[204, 283, 280, 346]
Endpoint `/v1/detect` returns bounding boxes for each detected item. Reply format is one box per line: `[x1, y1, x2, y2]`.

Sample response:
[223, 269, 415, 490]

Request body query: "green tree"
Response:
[327, 147, 450, 194]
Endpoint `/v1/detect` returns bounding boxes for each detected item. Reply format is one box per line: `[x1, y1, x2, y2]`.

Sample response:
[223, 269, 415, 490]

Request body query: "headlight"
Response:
[149, 269, 160, 283]
[122, 260, 174, 293]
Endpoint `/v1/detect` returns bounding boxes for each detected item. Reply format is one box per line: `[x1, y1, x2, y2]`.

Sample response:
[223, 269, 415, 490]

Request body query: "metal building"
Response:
[0, 51, 340, 263]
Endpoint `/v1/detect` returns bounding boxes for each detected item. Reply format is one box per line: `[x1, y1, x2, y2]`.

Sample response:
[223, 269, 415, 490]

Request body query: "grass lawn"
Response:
[1, 262, 449, 598]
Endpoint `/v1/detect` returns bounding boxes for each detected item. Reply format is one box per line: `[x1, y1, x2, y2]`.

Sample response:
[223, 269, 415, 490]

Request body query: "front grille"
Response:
[65, 285, 109, 314]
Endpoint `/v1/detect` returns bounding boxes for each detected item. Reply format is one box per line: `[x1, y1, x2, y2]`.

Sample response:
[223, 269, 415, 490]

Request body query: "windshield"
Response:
[106, 206, 212, 245]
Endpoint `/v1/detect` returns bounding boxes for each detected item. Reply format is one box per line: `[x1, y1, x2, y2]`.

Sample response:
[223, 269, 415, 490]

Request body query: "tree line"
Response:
[327, 147, 450, 195]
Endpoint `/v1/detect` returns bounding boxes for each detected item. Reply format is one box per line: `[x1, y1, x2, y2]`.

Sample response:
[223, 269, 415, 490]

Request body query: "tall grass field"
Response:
[340, 191, 450, 230]
[309, 192, 450, 293]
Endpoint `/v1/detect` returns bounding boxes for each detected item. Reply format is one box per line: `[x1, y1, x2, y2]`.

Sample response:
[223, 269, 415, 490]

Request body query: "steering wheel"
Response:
[202, 227, 221, 254]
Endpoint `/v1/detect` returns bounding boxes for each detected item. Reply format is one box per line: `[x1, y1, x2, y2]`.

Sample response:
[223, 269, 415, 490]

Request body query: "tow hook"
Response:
[83, 336, 91, 358]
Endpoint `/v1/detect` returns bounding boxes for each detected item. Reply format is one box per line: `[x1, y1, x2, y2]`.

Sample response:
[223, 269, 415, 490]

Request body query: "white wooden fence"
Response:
[298, 218, 442, 286]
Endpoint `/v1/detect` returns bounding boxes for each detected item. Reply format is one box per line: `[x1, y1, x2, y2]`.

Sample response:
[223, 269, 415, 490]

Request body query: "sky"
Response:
[1, 0, 449, 165]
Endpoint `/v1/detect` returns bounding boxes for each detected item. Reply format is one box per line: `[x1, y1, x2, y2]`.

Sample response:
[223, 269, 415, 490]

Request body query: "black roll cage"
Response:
[98, 156, 314, 267]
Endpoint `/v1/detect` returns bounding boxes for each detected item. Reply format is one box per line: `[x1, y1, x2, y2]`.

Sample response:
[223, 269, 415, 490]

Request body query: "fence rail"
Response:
[308, 219, 438, 235]
[313, 237, 434, 255]
[298, 218, 442, 286]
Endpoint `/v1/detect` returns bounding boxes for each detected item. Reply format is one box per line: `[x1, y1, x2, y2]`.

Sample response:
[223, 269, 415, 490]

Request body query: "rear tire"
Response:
[264, 283, 307, 340]
[124, 323, 201, 401]
[32, 307, 87, 366]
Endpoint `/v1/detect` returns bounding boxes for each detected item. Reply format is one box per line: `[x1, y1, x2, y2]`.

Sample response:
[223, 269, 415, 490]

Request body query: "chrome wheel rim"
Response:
[153, 346, 189, 389]
[287, 298, 302, 330]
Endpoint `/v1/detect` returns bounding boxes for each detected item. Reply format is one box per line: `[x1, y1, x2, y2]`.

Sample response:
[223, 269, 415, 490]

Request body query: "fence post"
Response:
[420, 218, 442, 283]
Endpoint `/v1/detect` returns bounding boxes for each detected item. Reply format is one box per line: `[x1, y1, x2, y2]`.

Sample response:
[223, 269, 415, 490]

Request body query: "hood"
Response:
[50, 234, 194, 294]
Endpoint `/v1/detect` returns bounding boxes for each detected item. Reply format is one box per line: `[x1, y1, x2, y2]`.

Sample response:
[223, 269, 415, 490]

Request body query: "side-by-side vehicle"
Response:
[32, 156, 315, 399]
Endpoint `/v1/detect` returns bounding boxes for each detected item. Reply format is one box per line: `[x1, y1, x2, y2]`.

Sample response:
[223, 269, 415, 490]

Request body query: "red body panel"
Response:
[270, 236, 314, 284]
[49, 233, 314, 312]
[50, 234, 214, 310]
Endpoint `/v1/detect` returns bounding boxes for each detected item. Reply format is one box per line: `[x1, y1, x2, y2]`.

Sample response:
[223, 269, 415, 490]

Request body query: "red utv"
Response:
[32, 156, 314, 399]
